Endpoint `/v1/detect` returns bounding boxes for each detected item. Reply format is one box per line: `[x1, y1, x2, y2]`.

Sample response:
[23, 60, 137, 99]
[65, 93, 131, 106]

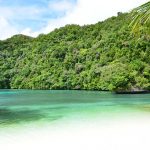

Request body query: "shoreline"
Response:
[0, 89, 150, 94]
[0, 113, 150, 150]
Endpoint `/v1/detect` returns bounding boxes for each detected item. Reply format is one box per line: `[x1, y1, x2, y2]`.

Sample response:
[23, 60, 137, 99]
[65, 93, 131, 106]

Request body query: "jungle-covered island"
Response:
[0, 5, 150, 92]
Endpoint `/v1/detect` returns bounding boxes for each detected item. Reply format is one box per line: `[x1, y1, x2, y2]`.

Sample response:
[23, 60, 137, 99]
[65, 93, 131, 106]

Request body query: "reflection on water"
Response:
[0, 90, 150, 126]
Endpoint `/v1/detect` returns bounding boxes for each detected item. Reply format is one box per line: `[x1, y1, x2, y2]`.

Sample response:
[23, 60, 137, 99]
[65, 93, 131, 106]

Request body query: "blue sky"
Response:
[0, 0, 76, 31]
[0, 0, 149, 40]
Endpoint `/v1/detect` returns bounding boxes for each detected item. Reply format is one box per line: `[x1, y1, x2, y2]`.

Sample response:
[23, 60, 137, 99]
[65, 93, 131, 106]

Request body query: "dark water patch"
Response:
[0, 107, 44, 125]
[0, 106, 65, 126]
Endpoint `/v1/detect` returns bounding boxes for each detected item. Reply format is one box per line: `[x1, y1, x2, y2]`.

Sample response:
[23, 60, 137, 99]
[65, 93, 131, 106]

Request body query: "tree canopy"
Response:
[0, 11, 150, 91]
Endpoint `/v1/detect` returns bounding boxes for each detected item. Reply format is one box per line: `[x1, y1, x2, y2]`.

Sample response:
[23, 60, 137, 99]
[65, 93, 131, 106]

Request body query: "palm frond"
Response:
[130, 2, 150, 34]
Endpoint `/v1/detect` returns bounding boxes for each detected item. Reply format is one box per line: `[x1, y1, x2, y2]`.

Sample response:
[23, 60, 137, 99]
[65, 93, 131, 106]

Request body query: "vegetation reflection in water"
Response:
[0, 90, 150, 126]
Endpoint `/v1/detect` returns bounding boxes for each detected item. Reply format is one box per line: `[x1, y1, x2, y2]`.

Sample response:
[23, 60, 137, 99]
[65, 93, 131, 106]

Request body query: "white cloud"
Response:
[20, 27, 42, 38]
[39, 0, 149, 34]
[48, 0, 74, 12]
[66, 0, 145, 24]
[0, 17, 18, 40]
[0, 5, 46, 40]
[0, 6, 45, 21]
[0, 0, 149, 40]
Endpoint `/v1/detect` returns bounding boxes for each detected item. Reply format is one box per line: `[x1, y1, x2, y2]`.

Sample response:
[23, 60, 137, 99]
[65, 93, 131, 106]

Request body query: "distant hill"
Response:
[0, 12, 150, 91]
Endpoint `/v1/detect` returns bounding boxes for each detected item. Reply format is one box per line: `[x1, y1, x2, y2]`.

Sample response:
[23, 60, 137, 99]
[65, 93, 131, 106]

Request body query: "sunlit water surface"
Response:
[0, 90, 150, 128]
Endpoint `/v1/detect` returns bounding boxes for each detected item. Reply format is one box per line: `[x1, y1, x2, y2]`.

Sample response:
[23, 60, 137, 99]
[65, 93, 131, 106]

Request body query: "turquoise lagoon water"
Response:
[0, 90, 150, 127]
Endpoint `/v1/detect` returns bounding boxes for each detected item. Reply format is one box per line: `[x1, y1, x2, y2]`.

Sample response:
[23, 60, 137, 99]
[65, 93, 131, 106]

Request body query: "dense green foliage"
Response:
[0, 12, 150, 91]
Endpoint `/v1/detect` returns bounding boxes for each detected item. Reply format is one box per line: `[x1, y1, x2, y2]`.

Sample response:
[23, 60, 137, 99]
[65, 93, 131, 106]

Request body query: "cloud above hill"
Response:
[0, 0, 149, 40]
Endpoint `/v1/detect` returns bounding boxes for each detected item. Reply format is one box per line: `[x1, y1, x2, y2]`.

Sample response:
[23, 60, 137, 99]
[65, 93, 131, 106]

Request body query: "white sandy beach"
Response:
[0, 114, 150, 150]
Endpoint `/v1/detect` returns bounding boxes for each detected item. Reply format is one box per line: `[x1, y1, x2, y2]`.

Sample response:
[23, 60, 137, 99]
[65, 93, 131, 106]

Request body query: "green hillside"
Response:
[0, 12, 150, 91]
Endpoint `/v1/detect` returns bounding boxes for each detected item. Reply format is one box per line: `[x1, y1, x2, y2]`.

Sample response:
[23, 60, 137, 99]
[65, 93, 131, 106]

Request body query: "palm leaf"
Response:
[130, 2, 150, 34]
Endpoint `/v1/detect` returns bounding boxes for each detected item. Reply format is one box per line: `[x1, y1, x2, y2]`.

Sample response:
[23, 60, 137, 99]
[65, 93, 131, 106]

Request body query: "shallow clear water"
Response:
[0, 90, 150, 126]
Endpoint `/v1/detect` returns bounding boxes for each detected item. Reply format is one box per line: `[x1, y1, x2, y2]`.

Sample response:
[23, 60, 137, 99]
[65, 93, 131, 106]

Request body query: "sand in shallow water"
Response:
[0, 114, 150, 150]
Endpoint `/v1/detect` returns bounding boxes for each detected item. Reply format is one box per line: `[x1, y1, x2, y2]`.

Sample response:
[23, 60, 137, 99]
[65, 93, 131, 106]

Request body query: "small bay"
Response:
[0, 90, 150, 127]
[1, 90, 150, 150]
